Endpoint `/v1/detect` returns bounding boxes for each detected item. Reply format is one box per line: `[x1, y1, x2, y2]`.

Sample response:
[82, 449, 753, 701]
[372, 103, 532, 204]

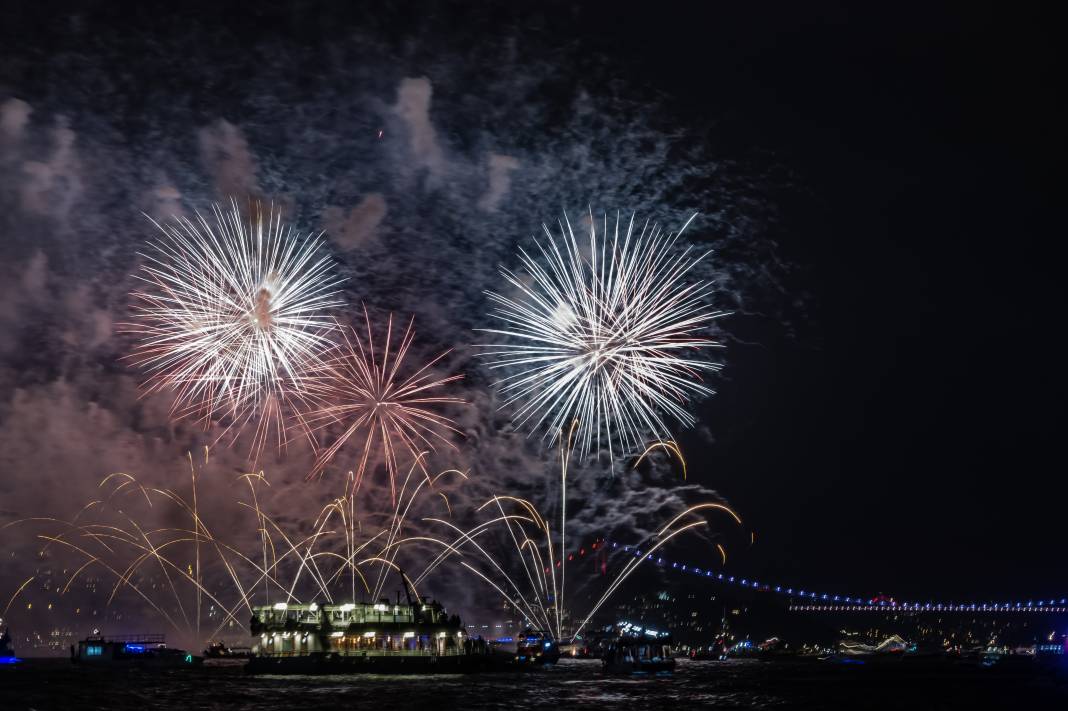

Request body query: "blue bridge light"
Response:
[600, 538, 1065, 614]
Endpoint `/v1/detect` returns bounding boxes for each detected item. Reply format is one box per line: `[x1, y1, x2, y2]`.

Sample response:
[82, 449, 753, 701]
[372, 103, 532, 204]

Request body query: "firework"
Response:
[300, 309, 465, 504]
[415, 438, 742, 641]
[126, 201, 344, 457]
[3, 450, 463, 648]
[2, 444, 730, 649]
[479, 211, 726, 462]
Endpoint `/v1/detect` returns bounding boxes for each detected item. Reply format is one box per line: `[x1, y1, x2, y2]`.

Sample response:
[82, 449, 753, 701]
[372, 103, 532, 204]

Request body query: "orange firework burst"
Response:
[301, 309, 465, 503]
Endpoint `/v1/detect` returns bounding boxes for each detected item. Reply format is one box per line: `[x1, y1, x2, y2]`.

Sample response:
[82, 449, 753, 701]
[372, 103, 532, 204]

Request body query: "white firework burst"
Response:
[126, 200, 344, 456]
[479, 212, 726, 461]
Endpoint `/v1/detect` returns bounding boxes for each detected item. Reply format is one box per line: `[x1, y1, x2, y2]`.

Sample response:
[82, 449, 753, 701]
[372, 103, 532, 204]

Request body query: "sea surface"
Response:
[3, 657, 1068, 710]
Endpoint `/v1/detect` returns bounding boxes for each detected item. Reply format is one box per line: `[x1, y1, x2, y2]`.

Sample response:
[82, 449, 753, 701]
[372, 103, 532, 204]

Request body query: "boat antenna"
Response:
[398, 567, 416, 608]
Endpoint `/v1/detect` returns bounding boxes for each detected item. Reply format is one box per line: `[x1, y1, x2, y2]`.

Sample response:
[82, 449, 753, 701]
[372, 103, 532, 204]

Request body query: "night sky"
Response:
[0, 0, 1063, 635]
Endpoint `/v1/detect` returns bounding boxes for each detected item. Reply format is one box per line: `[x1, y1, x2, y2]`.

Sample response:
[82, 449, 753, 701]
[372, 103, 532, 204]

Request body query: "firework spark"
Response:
[300, 309, 465, 503]
[126, 201, 344, 458]
[3, 445, 730, 649]
[415, 438, 742, 641]
[3, 450, 463, 648]
[479, 211, 726, 462]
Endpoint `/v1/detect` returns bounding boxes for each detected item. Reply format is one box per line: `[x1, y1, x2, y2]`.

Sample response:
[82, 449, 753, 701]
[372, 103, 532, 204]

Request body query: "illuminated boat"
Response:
[559, 638, 595, 659]
[0, 627, 20, 667]
[247, 596, 510, 674]
[203, 641, 253, 659]
[73, 633, 202, 666]
[601, 623, 675, 674]
[514, 628, 560, 665]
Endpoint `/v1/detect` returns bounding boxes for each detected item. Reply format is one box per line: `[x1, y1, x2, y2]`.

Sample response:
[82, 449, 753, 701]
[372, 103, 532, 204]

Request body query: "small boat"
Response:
[203, 641, 253, 659]
[0, 627, 20, 667]
[515, 629, 560, 665]
[73, 633, 203, 667]
[559, 639, 595, 659]
[602, 624, 675, 674]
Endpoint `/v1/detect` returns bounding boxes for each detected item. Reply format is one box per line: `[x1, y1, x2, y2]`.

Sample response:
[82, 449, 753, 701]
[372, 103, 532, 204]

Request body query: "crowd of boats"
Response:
[239, 596, 676, 674]
[0, 594, 678, 675]
[683, 632, 1068, 670]
[2, 592, 1064, 676]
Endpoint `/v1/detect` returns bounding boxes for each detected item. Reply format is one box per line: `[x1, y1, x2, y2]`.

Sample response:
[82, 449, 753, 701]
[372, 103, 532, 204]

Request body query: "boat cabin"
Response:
[74, 634, 199, 665]
[602, 623, 676, 673]
[250, 597, 468, 657]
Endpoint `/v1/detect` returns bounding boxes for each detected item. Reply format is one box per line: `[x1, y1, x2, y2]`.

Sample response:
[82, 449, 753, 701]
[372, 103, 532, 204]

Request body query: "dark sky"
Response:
[633, 3, 1065, 599]
[0, 0, 1063, 625]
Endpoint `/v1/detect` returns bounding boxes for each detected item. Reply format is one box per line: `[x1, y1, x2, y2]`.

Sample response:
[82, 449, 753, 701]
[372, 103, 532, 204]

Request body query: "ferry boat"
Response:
[601, 623, 676, 674]
[73, 633, 203, 666]
[246, 596, 511, 674]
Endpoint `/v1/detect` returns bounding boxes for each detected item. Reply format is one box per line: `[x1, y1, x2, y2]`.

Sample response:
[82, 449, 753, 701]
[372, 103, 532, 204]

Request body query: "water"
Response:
[4, 658, 1067, 710]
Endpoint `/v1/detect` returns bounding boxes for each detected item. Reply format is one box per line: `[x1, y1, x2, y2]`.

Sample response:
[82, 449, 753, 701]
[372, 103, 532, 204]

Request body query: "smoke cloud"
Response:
[0, 11, 795, 647]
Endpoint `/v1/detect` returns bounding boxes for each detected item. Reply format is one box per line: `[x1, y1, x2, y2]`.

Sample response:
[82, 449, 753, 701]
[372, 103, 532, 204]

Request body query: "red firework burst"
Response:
[300, 309, 465, 503]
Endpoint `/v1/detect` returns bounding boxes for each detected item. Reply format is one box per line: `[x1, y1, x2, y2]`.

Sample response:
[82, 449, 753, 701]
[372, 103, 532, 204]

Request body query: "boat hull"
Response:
[247, 652, 513, 674]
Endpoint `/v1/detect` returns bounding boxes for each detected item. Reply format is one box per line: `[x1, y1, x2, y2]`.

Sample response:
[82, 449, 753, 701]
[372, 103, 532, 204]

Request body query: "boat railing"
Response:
[335, 649, 468, 657]
[260, 648, 468, 658]
[89, 634, 167, 644]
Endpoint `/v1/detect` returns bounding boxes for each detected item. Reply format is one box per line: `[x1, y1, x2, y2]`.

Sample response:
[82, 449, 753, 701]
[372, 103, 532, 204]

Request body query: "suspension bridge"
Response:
[596, 540, 1068, 614]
